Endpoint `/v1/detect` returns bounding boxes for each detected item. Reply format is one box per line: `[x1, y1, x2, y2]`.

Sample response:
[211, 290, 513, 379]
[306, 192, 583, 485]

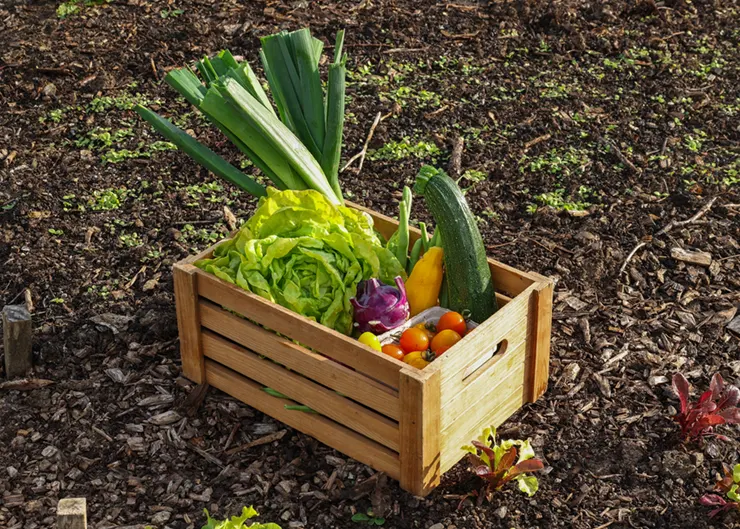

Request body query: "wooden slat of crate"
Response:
[432, 283, 536, 385]
[206, 360, 401, 479]
[199, 300, 400, 420]
[439, 379, 526, 472]
[202, 331, 400, 451]
[439, 325, 529, 429]
[195, 269, 405, 388]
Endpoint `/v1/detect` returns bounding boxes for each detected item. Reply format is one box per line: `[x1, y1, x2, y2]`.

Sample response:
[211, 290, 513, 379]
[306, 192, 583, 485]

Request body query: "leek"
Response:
[135, 106, 266, 198]
[137, 27, 347, 204]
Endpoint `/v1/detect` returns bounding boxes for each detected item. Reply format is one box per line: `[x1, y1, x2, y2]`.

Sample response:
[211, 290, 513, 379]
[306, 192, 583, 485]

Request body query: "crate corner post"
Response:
[399, 366, 441, 497]
[525, 275, 554, 403]
[173, 263, 206, 384]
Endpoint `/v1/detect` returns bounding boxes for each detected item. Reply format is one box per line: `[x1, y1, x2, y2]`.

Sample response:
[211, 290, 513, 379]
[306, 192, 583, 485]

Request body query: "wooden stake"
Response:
[3, 304, 32, 378]
[57, 498, 87, 529]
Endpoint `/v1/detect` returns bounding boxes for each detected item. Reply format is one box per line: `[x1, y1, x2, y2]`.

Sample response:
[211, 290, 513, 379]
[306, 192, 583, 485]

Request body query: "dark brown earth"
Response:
[2, 0, 740, 528]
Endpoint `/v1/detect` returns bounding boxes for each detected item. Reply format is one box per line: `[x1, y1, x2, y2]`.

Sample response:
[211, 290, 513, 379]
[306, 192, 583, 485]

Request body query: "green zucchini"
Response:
[414, 165, 497, 322]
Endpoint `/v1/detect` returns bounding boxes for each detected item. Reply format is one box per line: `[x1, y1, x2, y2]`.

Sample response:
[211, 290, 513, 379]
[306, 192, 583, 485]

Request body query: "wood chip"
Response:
[148, 410, 182, 426]
[592, 373, 612, 398]
[671, 247, 712, 266]
[0, 378, 53, 390]
[225, 429, 287, 456]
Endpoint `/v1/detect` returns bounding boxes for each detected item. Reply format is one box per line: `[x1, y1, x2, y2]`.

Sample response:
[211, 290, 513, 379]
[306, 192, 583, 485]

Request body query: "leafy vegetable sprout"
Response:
[700, 463, 740, 518]
[351, 509, 385, 526]
[202, 506, 281, 529]
[672, 373, 740, 443]
[461, 426, 544, 507]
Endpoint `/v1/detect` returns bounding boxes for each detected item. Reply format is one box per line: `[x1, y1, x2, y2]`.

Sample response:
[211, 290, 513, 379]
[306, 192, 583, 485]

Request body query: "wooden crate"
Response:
[173, 202, 553, 497]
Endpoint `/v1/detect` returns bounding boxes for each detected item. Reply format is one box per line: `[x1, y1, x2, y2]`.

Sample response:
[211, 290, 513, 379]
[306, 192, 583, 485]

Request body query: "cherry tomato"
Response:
[400, 327, 430, 354]
[431, 329, 462, 353]
[358, 332, 382, 352]
[413, 322, 436, 341]
[381, 344, 406, 361]
[434, 345, 451, 358]
[437, 311, 467, 336]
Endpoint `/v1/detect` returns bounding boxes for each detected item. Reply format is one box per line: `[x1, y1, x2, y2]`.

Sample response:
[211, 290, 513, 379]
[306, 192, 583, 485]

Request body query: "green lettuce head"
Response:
[196, 188, 406, 335]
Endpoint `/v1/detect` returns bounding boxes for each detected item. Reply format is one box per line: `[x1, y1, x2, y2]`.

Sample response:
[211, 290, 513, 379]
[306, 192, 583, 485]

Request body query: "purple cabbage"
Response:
[351, 276, 409, 334]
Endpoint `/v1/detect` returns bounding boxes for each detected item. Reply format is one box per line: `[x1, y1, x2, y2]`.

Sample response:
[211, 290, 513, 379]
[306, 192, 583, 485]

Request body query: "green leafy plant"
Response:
[160, 8, 184, 17]
[351, 509, 385, 526]
[700, 463, 740, 518]
[461, 426, 544, 506]
[202, 506, 281, 529]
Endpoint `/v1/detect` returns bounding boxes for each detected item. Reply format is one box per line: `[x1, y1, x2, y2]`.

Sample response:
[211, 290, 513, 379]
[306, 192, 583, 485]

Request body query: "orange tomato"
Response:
[400, 327, 430, 354]
[381, 344, 406, 361]
[431, 329, 462, 353]
[437, 311, 467, 336]
[434, 345, 451, 358]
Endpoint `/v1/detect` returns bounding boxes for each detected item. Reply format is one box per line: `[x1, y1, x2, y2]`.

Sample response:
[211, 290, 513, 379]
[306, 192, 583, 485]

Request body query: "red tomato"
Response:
[400, 327, 430, 354]
[434, 345, 451, 358]
[381, 344, 406, 361]
[437, 311, 467, 336]
[431, 329, 462, 354]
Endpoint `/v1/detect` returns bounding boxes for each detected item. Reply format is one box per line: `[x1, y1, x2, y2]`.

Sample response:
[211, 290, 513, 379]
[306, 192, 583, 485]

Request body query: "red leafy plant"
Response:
[461, 426, 545, 507]
[672, 373, 740, 442]
[700, 463, 740, 518]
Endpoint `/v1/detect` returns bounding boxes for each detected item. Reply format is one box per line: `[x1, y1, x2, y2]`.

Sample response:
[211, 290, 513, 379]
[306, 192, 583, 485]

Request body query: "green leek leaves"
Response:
[136, 28, 347, 204]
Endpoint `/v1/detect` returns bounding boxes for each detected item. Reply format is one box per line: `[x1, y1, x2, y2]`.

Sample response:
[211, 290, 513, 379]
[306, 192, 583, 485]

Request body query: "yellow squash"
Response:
[405, 246, 444, 316]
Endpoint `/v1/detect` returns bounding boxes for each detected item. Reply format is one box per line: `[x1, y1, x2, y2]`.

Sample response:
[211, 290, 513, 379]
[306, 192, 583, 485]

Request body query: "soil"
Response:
[2, 0, 740, 528]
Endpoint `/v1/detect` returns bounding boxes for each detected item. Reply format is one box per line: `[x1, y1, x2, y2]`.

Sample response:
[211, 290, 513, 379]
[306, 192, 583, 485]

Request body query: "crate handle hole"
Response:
[462, 339, 508, 382]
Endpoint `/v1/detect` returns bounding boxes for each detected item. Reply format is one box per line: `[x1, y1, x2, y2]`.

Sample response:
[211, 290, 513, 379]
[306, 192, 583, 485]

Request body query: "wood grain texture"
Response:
[202, 331, 400, 451]
[57, 498, 87, 529]
[195, 269, 404, 388]
[525, 280, 554, 402]
[2, 304, 32, 378]
[200, 300, 400, 420]
[399, 368, 441, 497]
[173, 264, 205, 383]
[429, 283, 537, 386]
[205, 359, 401, 479]
[439, 327, 530, 429]
[439, 379, 526, 473]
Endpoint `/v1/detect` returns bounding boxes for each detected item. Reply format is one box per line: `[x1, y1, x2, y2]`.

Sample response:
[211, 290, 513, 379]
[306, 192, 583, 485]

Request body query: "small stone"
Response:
[692, 452, 704, 467]
[429, 524, 444, 529]
[494, 506, 507, 518]
[7, 466, 18, 478]
[281, 510, 292, 521]
[151, 511, 171, 524]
